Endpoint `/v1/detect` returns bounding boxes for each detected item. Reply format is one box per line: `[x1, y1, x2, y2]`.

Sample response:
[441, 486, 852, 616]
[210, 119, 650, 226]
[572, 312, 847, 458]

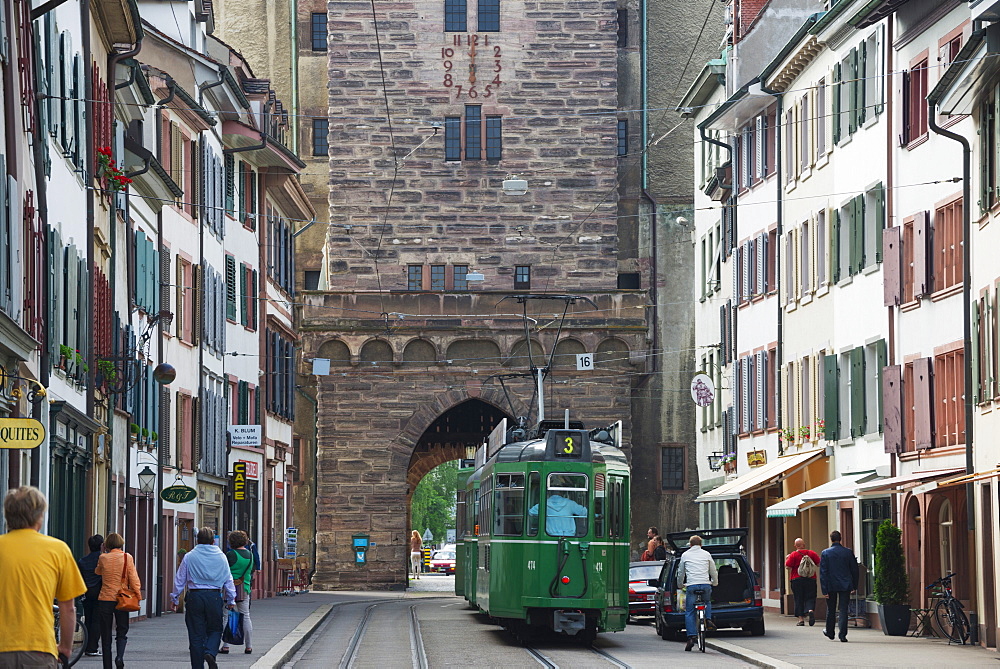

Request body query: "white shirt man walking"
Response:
[677, 535, 718, 651]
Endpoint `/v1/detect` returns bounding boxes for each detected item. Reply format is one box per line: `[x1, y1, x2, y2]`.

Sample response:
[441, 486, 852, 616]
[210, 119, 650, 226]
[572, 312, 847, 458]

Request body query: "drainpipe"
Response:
[224, 134, 268, 156]
[290, 0, 300, 155]
[198, 69, 226, 107]
[927, 100, 973, 532]
[295, 386, 319, 582]
[640, 0, 647, 189]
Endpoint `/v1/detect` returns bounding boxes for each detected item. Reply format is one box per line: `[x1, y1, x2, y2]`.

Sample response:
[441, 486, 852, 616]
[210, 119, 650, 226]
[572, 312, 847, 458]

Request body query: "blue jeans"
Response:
[685, 584, 713, 637]
[185, 589, 224, 667]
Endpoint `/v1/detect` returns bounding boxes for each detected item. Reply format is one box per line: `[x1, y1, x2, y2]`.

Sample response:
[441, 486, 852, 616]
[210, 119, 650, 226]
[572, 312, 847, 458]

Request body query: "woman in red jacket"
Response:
[785, 537, 820, 626]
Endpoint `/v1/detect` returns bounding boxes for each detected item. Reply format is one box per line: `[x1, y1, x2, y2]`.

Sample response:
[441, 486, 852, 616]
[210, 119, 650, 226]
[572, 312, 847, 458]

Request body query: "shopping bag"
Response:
[222, 610, 245, 646]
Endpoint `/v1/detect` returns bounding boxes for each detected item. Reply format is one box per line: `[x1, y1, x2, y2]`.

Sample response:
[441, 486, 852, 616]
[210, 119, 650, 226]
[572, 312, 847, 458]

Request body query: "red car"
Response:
[629, 561, 665, 618]
[430, 550, 456, 574]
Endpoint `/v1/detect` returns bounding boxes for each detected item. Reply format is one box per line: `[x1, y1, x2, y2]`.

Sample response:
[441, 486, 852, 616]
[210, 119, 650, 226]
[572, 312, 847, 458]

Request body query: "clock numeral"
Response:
[453, 35, 461, 46]
[441, 47, 454, 58]
[443, 60, 453, 72]
[494, 59, 502, 73]
[494, 45, 502, 57]
[455, 85, 463, 98]
[467, 34, 480, 46]
[484, 85, 493, 98]
[492, 74, 502, 86]
[467, 86, 478, 98]
[443, 73, 453, 88]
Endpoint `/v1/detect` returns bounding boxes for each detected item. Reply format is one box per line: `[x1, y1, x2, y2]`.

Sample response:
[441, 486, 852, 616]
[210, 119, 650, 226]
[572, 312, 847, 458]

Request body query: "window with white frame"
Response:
[817, 79, 827, 156]
[800, 219, 811, 297]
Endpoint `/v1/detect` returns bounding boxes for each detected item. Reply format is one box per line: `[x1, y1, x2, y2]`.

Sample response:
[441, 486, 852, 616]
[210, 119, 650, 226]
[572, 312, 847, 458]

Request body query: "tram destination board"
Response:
[550, 430, 585, 459]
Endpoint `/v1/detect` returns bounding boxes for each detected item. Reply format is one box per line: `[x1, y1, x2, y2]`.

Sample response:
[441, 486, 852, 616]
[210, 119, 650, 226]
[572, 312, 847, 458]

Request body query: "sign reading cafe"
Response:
[232, 461, 247, 501]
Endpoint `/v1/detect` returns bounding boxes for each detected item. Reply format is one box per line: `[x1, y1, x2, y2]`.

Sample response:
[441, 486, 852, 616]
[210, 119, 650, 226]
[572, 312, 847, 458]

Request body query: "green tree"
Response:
[410, 460, 459, 544]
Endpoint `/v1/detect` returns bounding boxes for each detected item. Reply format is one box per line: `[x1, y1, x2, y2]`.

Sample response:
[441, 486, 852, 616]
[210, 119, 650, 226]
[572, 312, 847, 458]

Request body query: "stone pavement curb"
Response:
[250, 603, 334, 669]
[706, 639, 800, 669]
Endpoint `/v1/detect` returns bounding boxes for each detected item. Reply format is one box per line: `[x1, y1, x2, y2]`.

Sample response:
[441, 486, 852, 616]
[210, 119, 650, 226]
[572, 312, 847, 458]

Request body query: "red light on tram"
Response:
[561, 576, 570, 584]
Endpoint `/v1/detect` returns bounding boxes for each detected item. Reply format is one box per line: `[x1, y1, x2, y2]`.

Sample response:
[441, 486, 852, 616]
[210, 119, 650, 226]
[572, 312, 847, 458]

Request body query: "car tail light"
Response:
[662, 591, 673, 613]
[753, 585, 762, 607]
[628, 587, 636, 595]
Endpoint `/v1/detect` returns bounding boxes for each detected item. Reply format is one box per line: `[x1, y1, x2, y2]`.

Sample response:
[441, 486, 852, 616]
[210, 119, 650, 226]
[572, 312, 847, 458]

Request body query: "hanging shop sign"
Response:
[0, 418, 46, 449]
[747, 450, 767, 467]
[232, 462, 247, 501]
[160, 485, 198, 503]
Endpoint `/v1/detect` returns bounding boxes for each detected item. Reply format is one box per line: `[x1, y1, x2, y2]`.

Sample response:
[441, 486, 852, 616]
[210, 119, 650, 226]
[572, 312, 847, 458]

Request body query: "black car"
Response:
[651, 528, 765, 640]
[628, 561, 664, 618]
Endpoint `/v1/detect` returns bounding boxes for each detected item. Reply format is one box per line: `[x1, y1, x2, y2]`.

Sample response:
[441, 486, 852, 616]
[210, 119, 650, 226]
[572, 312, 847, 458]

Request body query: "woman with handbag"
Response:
[219, 531, 254, 655]
[94, 533, 141, 669]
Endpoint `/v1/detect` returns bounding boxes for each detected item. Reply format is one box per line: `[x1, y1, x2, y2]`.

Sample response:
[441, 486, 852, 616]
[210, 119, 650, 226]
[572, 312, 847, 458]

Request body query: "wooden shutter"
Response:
[883, 365, 902, 453]
[239, 264, 248, 326]
[193, 264, 202, 345]
[170, 122, 182, 188]
[914, 357, 934, 449]
[848, 48, 858, 135]
[883, 226, 901, 306]
[973, 299, 981, 405]
[833, 63, 842, 143]
[850, 347, 865, 437]
[900, 70, 910, 145]
[874, 184, 885, 262]
[238, 380, 248, 424]
[780, 363, 789, 440]
[225, 255, 237, 320]
[853, 195, 865, 275]
[755, 115, 764, 179]
[824, 354, 840, 440]
[249, 168, 258, 230]
[756, 351, 765, 430]
[831, 208, 841, 283]
[250, 269, 258, 329]
[857, 40, 867, 127]
[914, 210, 929, 297]
[733, 244, 740, 305]
[160, 247, 171, 329]
[876, 339, 887, 432]
[719, 304, 727, 358]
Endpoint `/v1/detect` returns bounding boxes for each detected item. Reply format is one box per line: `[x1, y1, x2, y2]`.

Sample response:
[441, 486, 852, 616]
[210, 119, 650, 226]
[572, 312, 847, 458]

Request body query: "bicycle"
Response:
[53, 602, 87, 667]
[927, 572, 970, 644]
[694, 589, 708, 653]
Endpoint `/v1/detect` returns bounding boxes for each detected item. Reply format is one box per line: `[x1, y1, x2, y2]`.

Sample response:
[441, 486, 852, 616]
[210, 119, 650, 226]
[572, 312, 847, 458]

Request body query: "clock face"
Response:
[441, 34, 503, 101]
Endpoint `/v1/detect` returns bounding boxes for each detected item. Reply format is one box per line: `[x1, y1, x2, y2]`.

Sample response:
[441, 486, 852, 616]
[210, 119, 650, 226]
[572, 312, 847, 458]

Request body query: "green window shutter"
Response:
[824, 355, 840, 440]
[237, 160, 245, 221]
[847, 199, 858, 276]
[239, 265, 248, 326]
[850, 347, 866, 437]
[982, 98, 992, 213]
[251, 269, 258, 329]
[874, 184, 885, 263]
[253, 385, 260, 425]
[853, 194, 865, 274]
[238, 380, 248, 424]
[249, 170, 257, 230]
[857, 40, 867, 127]
[225, 255, 237, 320]
[833, 63, 841, 143]
[876, 339, 887, 432]
[832, 209, 841, 283]
[973, 300, 981, 404]
[848, 48, 858, 135]
[225, 153, 235, 215]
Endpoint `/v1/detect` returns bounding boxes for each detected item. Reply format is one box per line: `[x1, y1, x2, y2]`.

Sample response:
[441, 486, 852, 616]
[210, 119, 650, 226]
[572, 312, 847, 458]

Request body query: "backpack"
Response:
[797, 552, 818, 578]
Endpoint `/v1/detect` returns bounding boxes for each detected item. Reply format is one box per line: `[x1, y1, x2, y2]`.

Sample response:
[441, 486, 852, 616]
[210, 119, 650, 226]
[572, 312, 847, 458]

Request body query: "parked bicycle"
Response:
[53, 602, 87, 667]
[928, 572, 970, 644]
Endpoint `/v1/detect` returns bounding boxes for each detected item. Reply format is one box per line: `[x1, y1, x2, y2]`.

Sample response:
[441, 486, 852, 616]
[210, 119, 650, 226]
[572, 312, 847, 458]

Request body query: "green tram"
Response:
[455, 419, 631, 642]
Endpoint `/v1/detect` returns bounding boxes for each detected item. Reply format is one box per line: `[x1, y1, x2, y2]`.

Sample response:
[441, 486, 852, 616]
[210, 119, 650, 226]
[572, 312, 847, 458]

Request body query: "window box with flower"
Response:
[721, 452, 737, 474]
[96, 146, 133, 193]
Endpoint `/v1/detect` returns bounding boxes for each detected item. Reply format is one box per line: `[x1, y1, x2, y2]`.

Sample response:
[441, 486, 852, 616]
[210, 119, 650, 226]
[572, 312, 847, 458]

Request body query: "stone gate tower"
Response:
[298, 0, 704, 590]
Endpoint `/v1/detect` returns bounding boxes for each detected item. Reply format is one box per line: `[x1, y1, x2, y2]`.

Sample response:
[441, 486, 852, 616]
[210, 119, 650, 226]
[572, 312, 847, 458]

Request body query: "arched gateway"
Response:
[302, 294, 648, 590]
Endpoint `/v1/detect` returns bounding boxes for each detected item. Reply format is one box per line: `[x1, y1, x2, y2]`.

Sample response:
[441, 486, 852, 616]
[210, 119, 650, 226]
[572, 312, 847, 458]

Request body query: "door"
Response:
[607, 474, 628, 609]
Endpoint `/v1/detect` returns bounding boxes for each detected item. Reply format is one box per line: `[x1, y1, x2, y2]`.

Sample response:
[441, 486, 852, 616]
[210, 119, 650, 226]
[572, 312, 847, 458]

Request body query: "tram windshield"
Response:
[529, 473, 588, 537]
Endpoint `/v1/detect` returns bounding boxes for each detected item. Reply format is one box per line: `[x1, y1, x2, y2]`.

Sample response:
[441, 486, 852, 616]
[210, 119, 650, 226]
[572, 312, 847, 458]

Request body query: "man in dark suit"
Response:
[819, 530, 860, 642]
[77, 534, 104, 656]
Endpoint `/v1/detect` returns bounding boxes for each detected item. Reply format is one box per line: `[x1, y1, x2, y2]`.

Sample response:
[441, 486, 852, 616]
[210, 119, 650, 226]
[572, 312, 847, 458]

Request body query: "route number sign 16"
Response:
[576, 353, 593, 371]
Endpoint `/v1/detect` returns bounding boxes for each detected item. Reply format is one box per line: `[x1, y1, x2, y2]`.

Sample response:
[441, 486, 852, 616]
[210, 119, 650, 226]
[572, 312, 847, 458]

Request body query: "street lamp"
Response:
[707, 452, 724, 472]
[137, 465, 156, 496]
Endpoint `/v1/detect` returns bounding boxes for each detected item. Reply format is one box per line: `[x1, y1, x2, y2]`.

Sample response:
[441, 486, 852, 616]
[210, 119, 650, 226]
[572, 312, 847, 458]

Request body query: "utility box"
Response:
[352, 533, 369, 564]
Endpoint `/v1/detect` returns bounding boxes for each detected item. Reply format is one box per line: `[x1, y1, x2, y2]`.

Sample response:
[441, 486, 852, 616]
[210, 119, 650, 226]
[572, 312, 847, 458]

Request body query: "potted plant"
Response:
[57, 344, 73, 370]
[873, 519, 910, 636]
[140, 427, 149, 444]
[130, 423, 140, 441]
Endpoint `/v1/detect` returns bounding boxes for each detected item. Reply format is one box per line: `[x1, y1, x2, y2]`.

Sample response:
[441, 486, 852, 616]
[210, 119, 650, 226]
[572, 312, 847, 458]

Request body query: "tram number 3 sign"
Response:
[576, 353, 593, 371]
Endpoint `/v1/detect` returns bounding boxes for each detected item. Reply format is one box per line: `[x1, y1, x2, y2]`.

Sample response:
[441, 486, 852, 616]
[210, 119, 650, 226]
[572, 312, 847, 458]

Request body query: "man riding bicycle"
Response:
[677, 535, 718, 652]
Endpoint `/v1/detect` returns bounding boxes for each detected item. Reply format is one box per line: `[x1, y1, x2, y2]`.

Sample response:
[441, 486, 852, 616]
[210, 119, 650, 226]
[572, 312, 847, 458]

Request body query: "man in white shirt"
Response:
[676, 535, 718, 651]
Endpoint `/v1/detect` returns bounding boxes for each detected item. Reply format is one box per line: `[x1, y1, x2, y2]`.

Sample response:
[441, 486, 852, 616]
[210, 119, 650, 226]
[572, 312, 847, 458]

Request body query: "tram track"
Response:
[340, 602, 378, 669]
[522, 642, 633, 669]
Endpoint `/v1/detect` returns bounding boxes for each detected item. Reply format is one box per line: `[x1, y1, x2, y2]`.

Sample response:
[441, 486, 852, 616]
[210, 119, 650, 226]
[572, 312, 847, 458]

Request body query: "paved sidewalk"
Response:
[77, 591, 404, 668]
[708, 611, 1000, 668]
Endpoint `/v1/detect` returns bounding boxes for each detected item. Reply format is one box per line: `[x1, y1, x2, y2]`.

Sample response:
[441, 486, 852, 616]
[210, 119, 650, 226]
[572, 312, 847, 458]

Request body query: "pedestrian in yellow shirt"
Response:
[0, 486, 86, 667]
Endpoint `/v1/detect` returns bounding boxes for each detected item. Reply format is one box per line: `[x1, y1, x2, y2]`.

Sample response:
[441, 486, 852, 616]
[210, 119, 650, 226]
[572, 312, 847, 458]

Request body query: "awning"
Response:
[696, 449, 825, 503]
[855, 468, 964, 495]
[765, 472, 879, 518]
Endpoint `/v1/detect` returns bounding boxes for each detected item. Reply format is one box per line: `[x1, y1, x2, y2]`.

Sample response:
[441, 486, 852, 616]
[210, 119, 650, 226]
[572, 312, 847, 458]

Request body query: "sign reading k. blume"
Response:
[0, 418, 46, 449]
[228, 425, 261, 447]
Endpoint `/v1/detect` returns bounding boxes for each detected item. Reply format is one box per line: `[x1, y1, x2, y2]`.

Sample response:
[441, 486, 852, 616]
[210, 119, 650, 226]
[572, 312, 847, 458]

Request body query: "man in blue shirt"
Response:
[171, 528, 236, 668]
[77, 534, 104, 656]
[819, 530, 860, 642]
[528, 494, 588, 536]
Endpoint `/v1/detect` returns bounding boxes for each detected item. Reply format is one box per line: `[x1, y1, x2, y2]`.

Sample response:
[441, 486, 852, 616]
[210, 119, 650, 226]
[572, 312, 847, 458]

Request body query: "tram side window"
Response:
[456, 490, 466, 537]
[609, 476, 626, 538]
[594, 473, 605, 538]
[530, 473, 588, 537]
[494, 473, 525, 535]
[527, 472, 540, 536]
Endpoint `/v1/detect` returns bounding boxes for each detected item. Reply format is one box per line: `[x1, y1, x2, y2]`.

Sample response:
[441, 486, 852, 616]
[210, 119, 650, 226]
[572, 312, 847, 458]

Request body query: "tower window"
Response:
[445, 0, 468, 32]
[478, 0, 499, 32]
[311, 13, 327, 51]
[514, 265, 530, 289]
[465, 106, 482, 160]
[408, 266, 423, 291]
[617, 120, 627, 156]
[312, 118, 328, 156]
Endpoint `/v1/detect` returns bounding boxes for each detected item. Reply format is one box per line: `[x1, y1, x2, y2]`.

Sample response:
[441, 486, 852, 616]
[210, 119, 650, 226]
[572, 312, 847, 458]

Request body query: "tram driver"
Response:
[528, 493, 588, 537]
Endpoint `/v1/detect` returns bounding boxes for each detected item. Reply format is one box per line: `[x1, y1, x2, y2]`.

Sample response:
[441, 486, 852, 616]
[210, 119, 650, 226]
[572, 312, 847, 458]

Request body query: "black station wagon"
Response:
[651, 528, 765, 640]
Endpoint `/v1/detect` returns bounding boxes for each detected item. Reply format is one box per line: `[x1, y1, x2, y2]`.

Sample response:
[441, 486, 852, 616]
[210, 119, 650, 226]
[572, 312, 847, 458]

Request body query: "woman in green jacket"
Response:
[219, 531, 254, 654]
